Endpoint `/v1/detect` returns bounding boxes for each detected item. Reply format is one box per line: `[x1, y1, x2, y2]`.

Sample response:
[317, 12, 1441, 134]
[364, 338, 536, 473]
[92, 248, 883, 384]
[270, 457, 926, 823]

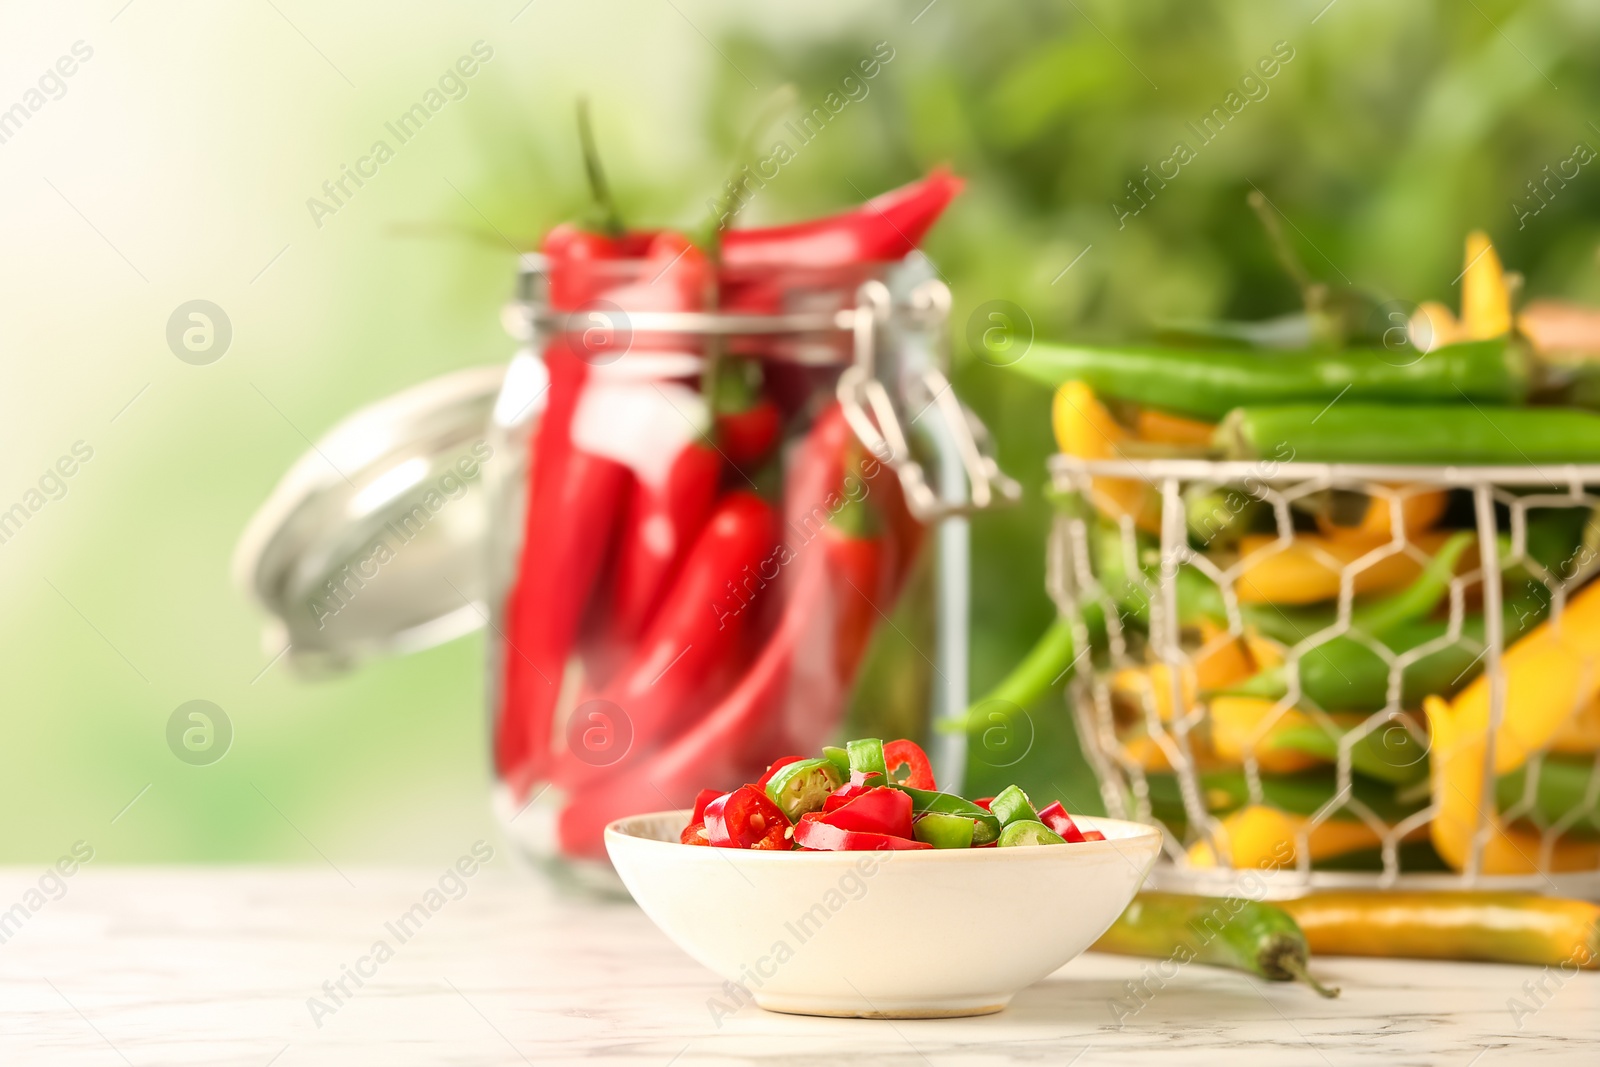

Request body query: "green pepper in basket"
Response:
[1218, 403, 1600, 463]
[1008, 339, 1527, 421]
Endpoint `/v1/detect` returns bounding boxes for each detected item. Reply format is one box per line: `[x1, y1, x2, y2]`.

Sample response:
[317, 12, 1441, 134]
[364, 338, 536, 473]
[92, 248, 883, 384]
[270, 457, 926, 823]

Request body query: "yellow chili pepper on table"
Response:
[1428, 577, 1600, 873]
[1279, 891, 1599, 970]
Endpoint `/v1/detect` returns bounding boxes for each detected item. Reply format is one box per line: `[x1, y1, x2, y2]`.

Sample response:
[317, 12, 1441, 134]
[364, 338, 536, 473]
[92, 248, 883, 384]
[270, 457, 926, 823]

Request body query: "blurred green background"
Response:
[4, 0, 1599, 862]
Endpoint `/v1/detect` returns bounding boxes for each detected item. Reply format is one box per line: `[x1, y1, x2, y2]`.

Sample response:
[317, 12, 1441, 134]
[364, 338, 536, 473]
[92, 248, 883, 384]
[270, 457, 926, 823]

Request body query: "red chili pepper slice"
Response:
[704, 785, 791, 850]
[793, 816, 932, 852]
[883, 739, 936, 790]
[816, 786, 914, 840]
[755, 756, 807, 789]
[680, 821, 711, 846]
[690, 788, 722, 824]
[822, 770, 884, 812]
[973, 797, 994, 812]
[1037, 801, 1087, 843]
[1081, 830, 1106, 842]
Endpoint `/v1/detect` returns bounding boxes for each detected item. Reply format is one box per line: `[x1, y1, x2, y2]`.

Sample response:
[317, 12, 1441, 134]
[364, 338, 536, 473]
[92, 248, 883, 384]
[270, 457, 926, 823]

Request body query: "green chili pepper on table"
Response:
[1093, 891, 1338, 997]
[1009, 339, 1527, 421]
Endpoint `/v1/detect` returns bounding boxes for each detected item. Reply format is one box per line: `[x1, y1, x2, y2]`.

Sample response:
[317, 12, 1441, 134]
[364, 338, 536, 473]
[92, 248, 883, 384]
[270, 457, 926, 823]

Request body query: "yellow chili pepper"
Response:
[1236, 532, 1450, 605]
[1550, 696, 1600, 756]
[1461, 230, 1512, 340]
[1428, 580, 1600, 873]
[1410, 300, 1464, 351]
[1313, 485, 1449, 541]
[1241, 626, 1285, 671]
[1207, 697, 1364, 774]
[1187, 805, 1422, 870]
[1113, 622, 1256, 723]
[1115, 730, 1221, 773]
[1279, 891, 1599, 970]
[1053, 381, 1161, 533]
[1135, 407, 1216, 447]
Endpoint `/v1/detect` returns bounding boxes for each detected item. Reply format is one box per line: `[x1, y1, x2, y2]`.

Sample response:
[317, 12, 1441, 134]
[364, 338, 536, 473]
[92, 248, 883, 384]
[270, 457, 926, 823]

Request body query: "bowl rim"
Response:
[605, 809, 1163, 863]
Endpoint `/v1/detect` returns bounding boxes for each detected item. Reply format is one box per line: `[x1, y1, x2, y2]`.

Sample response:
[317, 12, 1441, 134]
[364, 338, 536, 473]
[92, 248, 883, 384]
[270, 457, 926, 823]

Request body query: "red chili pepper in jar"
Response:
[719, 168, 964, 273]
[711, 358, 781, 469]
[554, 489, 778, 793]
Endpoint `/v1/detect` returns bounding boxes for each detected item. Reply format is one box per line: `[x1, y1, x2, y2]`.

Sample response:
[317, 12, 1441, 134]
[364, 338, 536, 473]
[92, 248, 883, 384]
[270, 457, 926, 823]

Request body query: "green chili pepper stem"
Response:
[1220, 401, 1600, 464]
[1094, 891, 1338, 998]
[1013, 340, 1525, 421]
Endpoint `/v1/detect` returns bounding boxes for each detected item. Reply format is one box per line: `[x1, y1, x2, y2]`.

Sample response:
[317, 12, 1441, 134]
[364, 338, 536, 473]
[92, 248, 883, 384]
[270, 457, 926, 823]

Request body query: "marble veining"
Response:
[1, 867, 1595, 1065]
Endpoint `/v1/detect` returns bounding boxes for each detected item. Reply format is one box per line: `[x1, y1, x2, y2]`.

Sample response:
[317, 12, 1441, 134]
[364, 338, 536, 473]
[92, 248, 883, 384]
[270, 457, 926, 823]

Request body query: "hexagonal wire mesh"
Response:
[1048, 455, 1600, 898]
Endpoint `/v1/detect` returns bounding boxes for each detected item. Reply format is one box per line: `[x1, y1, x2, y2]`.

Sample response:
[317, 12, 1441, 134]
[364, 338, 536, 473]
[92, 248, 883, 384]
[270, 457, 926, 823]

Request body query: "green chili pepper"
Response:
[1263, 720, 1430, 786]
[1219, 403, 1600, 464]
[1497, 757, 1600, 837]
[893, 785, 1002, 844]
[764, 758, 843, 821]
[1347, 531, 1475, 637]
[821, 745, 851, 781]
[989, 784, 1039, 827]
[913, 811, 977, 849]
[1011, 339, 1525, 421]
[997, 819, 1065, 846]
[1093, 892, 1338, 997]
[846, 738, 887, 780]
[1144, 768, 1425, 828]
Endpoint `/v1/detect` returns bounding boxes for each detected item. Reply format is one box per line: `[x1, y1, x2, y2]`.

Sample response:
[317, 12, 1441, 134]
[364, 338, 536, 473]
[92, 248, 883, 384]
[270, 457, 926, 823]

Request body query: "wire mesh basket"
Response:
[1048, 455, 1600, 900]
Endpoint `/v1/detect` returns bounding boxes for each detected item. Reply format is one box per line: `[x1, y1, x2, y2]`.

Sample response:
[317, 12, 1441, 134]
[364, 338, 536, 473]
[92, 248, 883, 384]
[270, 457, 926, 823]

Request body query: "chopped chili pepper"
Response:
[680, 821, 710, 846]
[690, 787, 722, 824]
[893, 785, 1001, 844]
[823, 770, 886, 812]
[1036, 801, 1087, 843]
[704, 785, 791, 850]
[988, 785, 1039, 828]
[816, 785, 914, 840]
[764, 758, 844, 821]
[997, 820, 1065, 847]
[754, 756, 807, 789]
[883, 739, 936, 790]
[793, 817, 932, 852]
[912, 811, 975, 849]
[846, 738, 888, 781]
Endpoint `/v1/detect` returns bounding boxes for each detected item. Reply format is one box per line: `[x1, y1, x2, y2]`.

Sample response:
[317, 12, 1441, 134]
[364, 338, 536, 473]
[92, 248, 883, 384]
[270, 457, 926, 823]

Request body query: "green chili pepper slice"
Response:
[763, 758, 843, 821]
[893, 785, 1002, 844]
[846, 738, 887, 780]
[821, 745, 851, 782]
[989, 785, 1039, 828]
[913, 811, 976, 849]
[997, 819, 1065, 846]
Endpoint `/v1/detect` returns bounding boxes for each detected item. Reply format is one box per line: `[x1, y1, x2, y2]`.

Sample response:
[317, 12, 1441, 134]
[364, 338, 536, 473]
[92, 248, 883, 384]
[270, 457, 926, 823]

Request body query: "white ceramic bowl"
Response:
[606, 810, 1162, 1019]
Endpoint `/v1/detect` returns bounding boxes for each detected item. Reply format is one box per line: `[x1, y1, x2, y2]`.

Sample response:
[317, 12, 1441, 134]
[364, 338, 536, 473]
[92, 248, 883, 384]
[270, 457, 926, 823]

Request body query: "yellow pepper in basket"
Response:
[1313, 486, 1449, 542]
[1207, 697, 1368, 775]
[1134, 408, 1216, 447]
[1187, 805, 1425, 870]
[1235, 531, 1452, 605]
[1428, 578, 1600, 874]
[1551, 697, 1600, 755]
[1111, 622, 1255, 723]
[1053, 381, 1162, 533]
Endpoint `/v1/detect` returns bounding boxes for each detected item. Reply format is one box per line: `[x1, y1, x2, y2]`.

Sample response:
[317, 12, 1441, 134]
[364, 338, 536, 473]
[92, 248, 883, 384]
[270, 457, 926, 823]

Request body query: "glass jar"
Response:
[235, 250, 1015, 888]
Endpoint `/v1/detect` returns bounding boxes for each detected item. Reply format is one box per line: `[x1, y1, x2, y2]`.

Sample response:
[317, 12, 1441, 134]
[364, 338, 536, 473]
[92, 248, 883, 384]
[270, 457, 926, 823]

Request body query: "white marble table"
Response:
[2, 865, 1596, 1066]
